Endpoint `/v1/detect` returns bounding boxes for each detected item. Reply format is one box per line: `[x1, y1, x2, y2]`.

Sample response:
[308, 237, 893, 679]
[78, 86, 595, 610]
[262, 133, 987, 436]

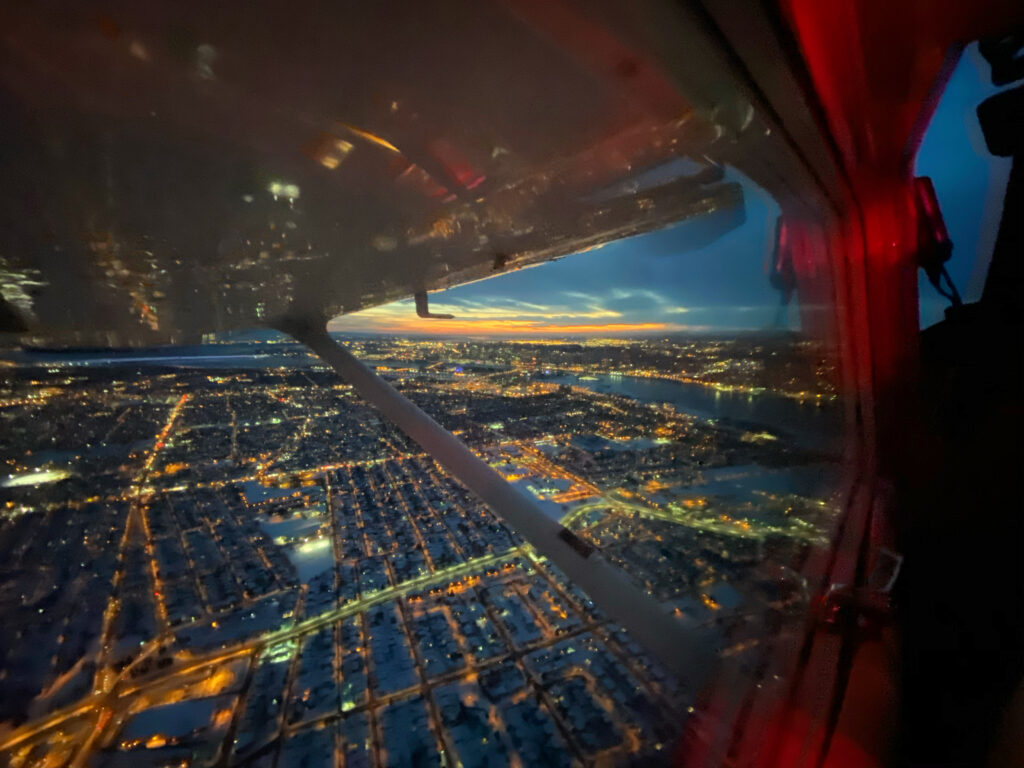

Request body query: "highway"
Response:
[0, 545, 525, 755]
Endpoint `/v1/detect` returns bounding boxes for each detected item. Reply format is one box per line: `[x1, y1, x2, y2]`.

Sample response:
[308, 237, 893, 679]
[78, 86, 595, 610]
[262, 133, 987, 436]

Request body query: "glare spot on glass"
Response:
[196, 43, 216, 80]
[372, 235, 398, 252]
[268, 181, 300, 200]
[129, 40, 149, 61]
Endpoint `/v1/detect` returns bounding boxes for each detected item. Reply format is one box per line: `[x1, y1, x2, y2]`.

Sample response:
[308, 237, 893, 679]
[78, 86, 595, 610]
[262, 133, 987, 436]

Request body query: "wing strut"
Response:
[282, 317, 717, 689]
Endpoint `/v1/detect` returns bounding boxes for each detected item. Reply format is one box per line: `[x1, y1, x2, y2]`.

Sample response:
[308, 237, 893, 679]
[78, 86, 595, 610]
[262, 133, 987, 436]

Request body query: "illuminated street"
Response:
[0, 335, 838, 766]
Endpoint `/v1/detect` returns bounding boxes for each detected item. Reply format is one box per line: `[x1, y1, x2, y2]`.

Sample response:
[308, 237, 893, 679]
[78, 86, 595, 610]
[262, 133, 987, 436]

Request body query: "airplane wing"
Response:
[0, 0, 755, 346]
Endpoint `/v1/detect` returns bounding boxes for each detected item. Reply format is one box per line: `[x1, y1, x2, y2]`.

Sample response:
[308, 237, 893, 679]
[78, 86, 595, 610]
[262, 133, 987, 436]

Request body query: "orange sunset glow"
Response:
[326, 295, 708, 337]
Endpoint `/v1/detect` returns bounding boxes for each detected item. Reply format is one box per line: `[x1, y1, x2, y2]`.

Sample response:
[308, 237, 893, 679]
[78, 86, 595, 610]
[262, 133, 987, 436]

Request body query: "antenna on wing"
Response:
[415, 291, 454, 319]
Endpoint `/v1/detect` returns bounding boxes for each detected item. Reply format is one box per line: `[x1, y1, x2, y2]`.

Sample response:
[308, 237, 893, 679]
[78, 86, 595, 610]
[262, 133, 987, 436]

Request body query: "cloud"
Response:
[446, 296, 552, 313]
[327, 293, 629, 335]
[609, 288, 668, 305]
[562, 290, 601, 302]
[427, 297, 622, 321]
[329, 316, 685, 336]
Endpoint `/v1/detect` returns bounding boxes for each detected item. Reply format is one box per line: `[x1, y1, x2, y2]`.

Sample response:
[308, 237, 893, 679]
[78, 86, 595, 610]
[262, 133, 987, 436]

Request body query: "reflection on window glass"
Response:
[0, 172, 842, 766]
[0, 1, 851, 762]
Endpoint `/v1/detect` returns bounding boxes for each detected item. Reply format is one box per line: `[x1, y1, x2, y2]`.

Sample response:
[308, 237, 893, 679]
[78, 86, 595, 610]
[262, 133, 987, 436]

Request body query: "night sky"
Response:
[330, 45, 1006, 337]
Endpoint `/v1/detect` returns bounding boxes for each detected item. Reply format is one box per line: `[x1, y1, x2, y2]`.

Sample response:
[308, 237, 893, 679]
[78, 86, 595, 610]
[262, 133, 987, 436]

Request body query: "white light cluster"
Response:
[267, 181, 301, 200]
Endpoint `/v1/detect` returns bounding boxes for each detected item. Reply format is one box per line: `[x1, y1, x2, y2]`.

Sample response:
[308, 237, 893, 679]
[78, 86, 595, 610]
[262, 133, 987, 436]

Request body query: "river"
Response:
[538, 372, 842, 454]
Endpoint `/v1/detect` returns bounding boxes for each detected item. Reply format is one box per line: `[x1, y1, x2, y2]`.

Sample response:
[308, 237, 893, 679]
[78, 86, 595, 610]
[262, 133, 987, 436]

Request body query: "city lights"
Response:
[0, 333, 837, 765]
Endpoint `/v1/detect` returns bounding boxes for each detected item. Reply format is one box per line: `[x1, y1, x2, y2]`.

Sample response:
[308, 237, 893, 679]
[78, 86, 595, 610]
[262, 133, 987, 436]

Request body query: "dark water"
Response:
[541, 373, 841, 453]
[683, 463, 837, 502]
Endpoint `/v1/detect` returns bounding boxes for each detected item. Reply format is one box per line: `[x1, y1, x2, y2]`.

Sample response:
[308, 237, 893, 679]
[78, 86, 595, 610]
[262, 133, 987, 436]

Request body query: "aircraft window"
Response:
[0, 4, 849, 765]
[0, 168, 845, 766]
